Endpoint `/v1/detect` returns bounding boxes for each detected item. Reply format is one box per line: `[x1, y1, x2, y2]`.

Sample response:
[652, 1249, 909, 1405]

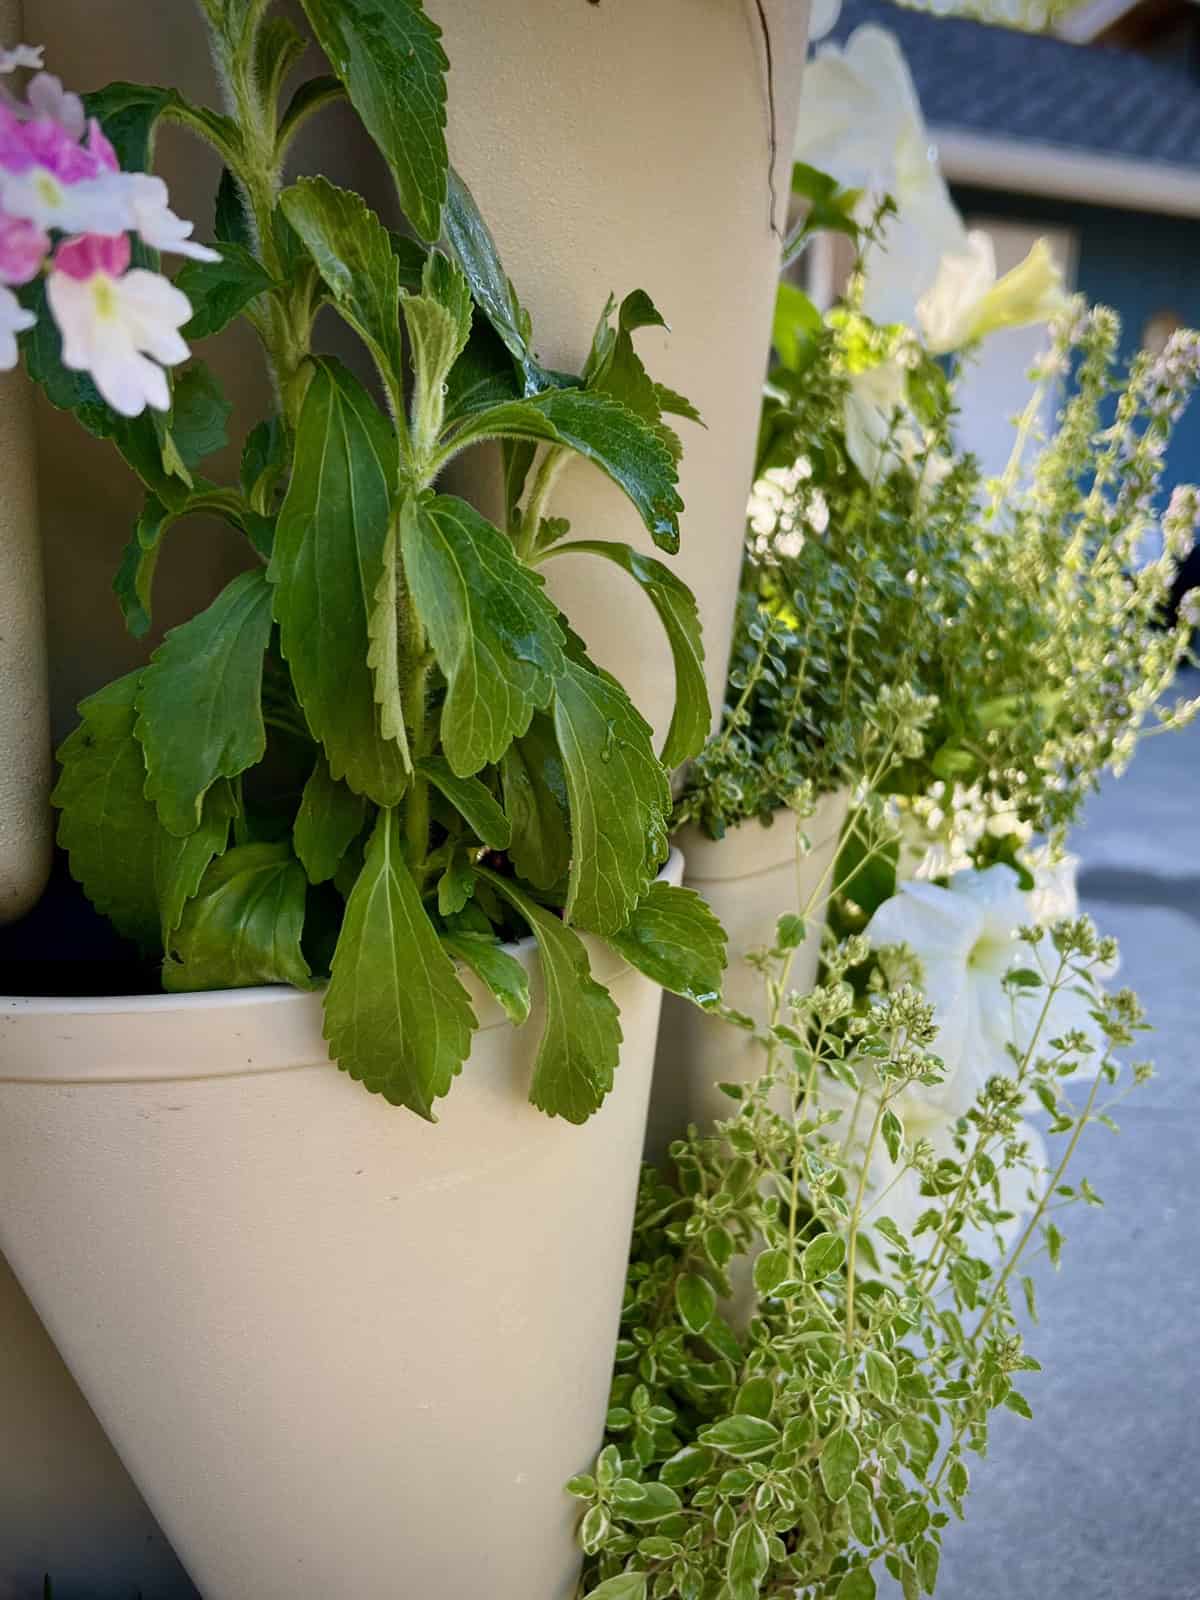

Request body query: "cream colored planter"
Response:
[648, 791, 851, 1156]
[0, 368, 52, 927]
[432, 0, 812, 750]
[0, 852, 681, 1600]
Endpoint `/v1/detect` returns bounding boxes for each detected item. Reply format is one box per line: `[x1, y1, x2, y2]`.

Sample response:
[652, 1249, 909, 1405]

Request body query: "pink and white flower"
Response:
[0, 208, 49, 283]
[47, 233, 192, 415]
[0, 44, 43, 74]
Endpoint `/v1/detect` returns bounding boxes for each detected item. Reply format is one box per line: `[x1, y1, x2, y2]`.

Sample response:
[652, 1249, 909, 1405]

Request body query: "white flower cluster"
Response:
[746, 458, 829, 561]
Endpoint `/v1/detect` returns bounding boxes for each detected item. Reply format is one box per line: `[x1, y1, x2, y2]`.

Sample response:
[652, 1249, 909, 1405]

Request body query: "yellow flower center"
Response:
[89, 276, 118, 321]
[34, 170, 62, 210]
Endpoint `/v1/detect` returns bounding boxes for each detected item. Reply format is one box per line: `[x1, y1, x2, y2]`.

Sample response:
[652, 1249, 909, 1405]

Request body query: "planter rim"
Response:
[0, 848, 683, 1082]
[673, 788, 852, 885]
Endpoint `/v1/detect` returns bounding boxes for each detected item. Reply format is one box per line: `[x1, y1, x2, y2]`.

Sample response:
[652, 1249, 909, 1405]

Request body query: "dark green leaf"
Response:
[135, 570, 274, 836]
[500, 713, 571, 891]
[401, 493, 565, 776]
[162, 841, 312, 991]
[452, 388, 683, 553]
[478, 870, 621, 1123]
[294, 754, 368, 884]
[241, 416, 287, 509]
[697, 1416, 780, 1459]
[606, 881, 726, 1006]
[166, 364, 232, 470]
[324, 809, 476, 1117]
[675, 1273, 716, 1335]
[442, 932, 531, 1026]
[52, 672, 160, 953]
[177, 243, 275, 340]
[297, 0, 448, 241]
[772, 281, 822, 371]
[441, 167, 537, 386]
[278, 74, 344, 147]
[155, 777, 238, 943]
[553, 657, 670, 936]
[659, 1446, 712, 1489]
[819, 1426, 860, 1502]
[444, 318, 523, 427]
[417, 755, 510, 849]
[734, 1377, 774, 1419]
[545, 541, 706, 766]
[280, 176, 405, 390]
[215, 167, 253, 251]
[270, 358, 409, 804]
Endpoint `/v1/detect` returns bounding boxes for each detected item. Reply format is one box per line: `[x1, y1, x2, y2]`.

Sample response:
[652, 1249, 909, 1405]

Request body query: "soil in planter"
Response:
[0, 852, 158, 996]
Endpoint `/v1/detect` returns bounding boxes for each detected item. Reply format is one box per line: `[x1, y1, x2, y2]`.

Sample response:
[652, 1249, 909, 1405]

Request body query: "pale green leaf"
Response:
[52, 671, 160, 953]
[297, 0, 448, 241]
[162, 842, 312, 991]
[675, 1273, 716, 1335]
[417, 755, 510, 849]
[403, 248, 473, 445]
[552, 657, 670, 936]
[294, 753, 368, 884]
[478, 870, 621, 1123]
[136, 569, 273, 836]
[606, 881, 726, 1006]
[364, 511, 411, 765]
[819, 1426, 861, 1502]
[583, 1574, 647, 1600]
[697, 1416, 780, 1459]
[442, 932, 531, 1026]
[544, 540, 707, 766]
[270, 358, 408, 805]
[280, 176, 405, 391]
[401, 493, 565, 776]
[803, 1232, 846, 1281]
[500, 713, 571, 891]
[324, 809, 476, 1117]
[728, 1521, 769, 1588]
[836, 1569, 877, 1600]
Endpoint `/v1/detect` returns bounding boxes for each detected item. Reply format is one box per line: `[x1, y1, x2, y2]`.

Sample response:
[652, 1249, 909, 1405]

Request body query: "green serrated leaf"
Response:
[177, 243, 275, 340]
[162, 842, 312, 992]
[453, 388, 683, 553]
[819, 1426, 860, 1502]
[270, 358, 408, 805]
[606, 881, 726, 1006]
[401, 493, 565, 776]
[403, 247, 473, 447]
[294, 754, 368, 884]
[52, 672, 160, 953]
[364, 509, 412, 770]
[417, 755, 510, 849]
[500, 713, 571, 892]
[544, 541, 706, 766]
[324, 809, 476, 1117]
[280, 176, 405, 392]
[478, 870, 621, 1123]
[297, 0, 448, 241]
[441, 167, 538, 387]
[553, 657, 670, 937]
[155, 777, 238, 944]
[442, 932, 531, 1026]
[136, 569, 274, 836]
[85, 81, 242, 172]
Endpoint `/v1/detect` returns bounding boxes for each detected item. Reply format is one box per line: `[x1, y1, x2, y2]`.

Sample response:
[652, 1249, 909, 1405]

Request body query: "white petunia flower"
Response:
[808, 0, 843, 42]
[843, 353, 910, 481]
[0, 280, 34, 367]
[0, 164, 131, 235]
[864, 864, 1107, 1118]
[919, 233, 1066, 355]
[47, 232, 193, 415]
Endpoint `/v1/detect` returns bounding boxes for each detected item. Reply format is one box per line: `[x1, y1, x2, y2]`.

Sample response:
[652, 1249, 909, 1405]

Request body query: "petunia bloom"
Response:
[864, 864, 1107, 1119]
[918, 233, 1066, 355]
[47, 232, 193, 415]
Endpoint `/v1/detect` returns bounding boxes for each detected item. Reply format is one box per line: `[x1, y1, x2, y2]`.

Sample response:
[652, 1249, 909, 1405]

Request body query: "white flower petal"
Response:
[0, 282, 35, 368]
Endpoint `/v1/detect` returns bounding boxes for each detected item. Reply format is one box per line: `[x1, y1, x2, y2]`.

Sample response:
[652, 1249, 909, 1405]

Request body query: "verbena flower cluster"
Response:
[0, 42, 214, 412]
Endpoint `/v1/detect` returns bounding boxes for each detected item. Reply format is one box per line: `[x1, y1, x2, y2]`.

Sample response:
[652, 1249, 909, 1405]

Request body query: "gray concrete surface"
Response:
[938, 692, 1200, 1600]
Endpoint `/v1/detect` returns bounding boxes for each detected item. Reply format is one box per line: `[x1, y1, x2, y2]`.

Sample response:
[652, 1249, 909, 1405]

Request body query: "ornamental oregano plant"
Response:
[38, 0, 727, 1120]
[572, 821, 1151, 1600]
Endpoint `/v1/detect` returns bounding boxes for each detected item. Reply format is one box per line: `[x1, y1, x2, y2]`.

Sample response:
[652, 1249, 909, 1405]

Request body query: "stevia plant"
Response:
[13, 0, 726, 1120]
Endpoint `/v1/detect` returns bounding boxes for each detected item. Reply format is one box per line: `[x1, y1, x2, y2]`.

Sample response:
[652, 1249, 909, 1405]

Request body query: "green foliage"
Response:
[576, 893, 1147, 1598]
[48, 0, 713, 1120]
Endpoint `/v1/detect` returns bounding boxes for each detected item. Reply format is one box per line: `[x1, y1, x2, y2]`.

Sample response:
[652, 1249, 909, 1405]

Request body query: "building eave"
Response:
[933, 127, 1200, 220]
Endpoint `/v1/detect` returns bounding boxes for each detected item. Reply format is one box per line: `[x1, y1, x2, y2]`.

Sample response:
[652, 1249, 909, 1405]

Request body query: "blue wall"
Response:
[953, 184, 1200, 505]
